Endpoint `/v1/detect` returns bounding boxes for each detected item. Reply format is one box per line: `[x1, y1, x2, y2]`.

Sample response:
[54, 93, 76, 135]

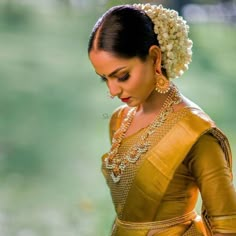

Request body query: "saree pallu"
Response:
[103, 106, 236, 236]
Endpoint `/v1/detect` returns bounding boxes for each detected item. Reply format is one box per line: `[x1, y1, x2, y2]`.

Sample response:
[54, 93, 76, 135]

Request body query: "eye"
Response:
[99, 76, 107, 82]
[118, 73, 130, 82]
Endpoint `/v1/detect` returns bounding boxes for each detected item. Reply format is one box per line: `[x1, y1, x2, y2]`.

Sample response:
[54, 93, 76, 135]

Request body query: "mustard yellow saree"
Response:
[101, 106, 236, 235]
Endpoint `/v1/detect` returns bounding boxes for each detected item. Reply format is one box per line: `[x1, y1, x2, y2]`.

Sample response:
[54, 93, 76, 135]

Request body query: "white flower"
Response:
[133, 3, 193, 79]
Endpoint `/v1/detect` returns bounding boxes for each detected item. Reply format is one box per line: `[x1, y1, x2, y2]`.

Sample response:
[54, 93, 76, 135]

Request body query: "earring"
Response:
[155, 73, 170, 94]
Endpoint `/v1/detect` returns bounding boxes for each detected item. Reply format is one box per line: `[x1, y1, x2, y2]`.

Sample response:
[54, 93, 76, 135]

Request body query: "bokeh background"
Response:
[0, 0, 236, 235]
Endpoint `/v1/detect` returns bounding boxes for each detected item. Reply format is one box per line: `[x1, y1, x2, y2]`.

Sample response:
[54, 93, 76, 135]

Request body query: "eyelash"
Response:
[118, 73, 130, 82]
[99, 73, 130, 82]
[100, 76, 107, 82]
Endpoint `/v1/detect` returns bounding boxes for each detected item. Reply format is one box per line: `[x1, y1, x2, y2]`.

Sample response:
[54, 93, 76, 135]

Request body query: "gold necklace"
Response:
[105, 84, 182, 183]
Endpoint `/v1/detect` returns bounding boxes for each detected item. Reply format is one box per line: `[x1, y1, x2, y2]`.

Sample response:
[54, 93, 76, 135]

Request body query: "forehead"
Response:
[89, 50, 141, 75]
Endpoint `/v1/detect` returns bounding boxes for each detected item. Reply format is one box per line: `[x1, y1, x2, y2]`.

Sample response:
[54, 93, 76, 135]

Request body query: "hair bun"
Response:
[133, 3, 193, 79]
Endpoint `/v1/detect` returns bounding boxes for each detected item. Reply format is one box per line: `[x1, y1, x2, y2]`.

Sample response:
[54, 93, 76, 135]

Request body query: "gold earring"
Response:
[155, 73, 170, 94]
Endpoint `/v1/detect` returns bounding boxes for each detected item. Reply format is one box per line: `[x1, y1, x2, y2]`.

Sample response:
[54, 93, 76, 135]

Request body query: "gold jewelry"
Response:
[155, 74, 170, 94]
[105, 84, 182, 183]
[133, 4, 193, 79]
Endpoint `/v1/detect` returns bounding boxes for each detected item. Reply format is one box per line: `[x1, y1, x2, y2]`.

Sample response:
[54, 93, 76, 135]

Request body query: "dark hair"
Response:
[87, 5, 159, 61]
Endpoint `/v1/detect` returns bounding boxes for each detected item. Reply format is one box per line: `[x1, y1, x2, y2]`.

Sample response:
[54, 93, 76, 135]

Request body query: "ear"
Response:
[148, 45, 162, 74]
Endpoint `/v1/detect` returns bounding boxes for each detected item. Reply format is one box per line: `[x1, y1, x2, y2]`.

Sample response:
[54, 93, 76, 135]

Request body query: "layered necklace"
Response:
[105, 84, 182, 183]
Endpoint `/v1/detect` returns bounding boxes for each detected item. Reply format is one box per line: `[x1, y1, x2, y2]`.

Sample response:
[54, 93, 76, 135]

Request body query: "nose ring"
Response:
[107, 91, 114, 99]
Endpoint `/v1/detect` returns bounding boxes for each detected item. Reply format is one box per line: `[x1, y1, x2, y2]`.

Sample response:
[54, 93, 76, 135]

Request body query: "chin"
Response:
[127, 101, 140, 108]
[127, 105, 136, 108]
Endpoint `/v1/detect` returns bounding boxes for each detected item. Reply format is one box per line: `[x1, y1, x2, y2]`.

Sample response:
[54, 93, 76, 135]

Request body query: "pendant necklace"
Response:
[105, 84, 182, 183]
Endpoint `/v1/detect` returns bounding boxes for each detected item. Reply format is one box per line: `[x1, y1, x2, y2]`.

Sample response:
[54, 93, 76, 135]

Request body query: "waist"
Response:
[115, 210, 197, 230]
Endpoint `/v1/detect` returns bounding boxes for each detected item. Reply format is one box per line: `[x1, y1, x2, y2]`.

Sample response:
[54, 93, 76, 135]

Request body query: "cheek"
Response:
[129, 73, 154, 94]
[129, 74, 145, 91]
[128, 63, 155, 92]
[138, 67, 155, 89]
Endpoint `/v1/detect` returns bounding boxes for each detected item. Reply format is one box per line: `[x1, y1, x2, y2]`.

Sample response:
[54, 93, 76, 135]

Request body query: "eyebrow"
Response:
[96, 66, 126, 78]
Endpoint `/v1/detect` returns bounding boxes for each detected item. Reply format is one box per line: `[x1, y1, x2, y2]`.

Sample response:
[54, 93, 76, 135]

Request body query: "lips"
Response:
[120, 97, 131, 103]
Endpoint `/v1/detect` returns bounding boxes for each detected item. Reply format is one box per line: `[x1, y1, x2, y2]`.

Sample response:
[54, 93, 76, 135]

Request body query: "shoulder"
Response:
[109, 105, 129, 140]
[181, 106, 231, 169]
[178, 96, 216, 133]
[185, 131, 231, 174]
[189, 133, 223, 158]
[109, 105, 128, 127]
[181, 95, 213, 123]
[110, 104, 127, 121]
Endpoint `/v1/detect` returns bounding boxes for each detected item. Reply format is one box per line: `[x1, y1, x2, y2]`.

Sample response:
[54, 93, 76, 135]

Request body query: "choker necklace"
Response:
[105, 84, 182, 183]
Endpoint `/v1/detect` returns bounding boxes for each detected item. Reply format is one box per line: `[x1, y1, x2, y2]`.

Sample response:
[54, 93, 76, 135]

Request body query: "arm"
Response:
[187, 133, 236, 235]
[215, 234, 236, 236]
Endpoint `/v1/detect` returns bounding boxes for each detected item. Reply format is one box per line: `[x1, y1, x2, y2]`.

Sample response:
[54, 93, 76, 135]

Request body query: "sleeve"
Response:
[187, 133, 236, 234]
[109, 105, 127, 143]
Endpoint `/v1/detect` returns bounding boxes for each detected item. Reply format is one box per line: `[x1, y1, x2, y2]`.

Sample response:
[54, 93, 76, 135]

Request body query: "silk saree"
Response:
[101, 105, 236, 235]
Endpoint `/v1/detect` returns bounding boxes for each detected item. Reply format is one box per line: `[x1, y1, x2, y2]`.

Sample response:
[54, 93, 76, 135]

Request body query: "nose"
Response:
[107, 80, 122, 97]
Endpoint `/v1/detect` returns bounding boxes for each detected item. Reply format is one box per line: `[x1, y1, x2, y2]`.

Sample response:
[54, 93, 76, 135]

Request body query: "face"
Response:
[89, 50, 157, 107]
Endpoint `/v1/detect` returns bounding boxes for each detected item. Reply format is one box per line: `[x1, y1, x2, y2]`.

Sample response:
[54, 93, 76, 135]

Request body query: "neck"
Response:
[136, 89, 171, 115]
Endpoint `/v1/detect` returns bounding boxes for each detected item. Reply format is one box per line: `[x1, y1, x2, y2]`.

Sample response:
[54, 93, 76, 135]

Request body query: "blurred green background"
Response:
[0, 0, 236, 235]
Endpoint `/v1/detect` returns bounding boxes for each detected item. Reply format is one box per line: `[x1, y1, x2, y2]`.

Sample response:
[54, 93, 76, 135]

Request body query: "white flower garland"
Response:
[133, 3, 193, 79]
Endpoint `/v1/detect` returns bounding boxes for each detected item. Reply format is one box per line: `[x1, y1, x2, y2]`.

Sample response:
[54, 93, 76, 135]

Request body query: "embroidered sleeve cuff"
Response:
[210, 215, 236, 233]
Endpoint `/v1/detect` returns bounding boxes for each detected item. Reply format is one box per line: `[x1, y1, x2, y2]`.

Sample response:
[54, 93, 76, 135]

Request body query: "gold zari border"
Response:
[115, 210, 197, 230]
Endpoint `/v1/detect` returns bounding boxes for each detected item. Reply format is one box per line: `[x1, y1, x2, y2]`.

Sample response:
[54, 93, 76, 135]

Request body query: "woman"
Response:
[88, 3, 236, 236]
